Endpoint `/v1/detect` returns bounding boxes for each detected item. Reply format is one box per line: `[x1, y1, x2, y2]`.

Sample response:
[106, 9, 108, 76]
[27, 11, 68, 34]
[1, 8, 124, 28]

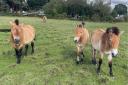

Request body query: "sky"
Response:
[111, 0, 128, 5]
[110, 0, 128, 9]
[87, 0, 128, 9]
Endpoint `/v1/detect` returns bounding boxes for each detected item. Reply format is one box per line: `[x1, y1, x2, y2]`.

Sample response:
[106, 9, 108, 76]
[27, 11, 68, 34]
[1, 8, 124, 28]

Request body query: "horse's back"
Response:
[91, 29, 105, 50]
[22, 25, 35, 44]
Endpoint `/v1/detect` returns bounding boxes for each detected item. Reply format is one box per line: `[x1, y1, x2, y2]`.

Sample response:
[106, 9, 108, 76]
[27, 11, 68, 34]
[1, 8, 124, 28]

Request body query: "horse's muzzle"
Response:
[74, 37, 79, 43]
[14, 39, 20, 45]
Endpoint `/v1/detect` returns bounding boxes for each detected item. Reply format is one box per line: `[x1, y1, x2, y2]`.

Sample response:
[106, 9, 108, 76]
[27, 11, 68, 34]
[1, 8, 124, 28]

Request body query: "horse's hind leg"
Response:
[25, 44, 28, 55]
[92, 48, 97, 64]
[31, 41, 34, 54]
[15, 48, 22, 64]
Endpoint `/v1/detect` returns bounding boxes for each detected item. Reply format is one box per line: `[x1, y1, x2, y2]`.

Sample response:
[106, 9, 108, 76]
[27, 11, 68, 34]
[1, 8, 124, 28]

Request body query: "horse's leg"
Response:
[97, 53, 103, 74]
[92, 48, 97, 64]
[76, 47, 80, 64]
[15, 48, 22, 64]
[80, 50, 84, 63]
[108, 54, 113, 76]
[25, 44, 28, 56]
[31, 41, 34, 54]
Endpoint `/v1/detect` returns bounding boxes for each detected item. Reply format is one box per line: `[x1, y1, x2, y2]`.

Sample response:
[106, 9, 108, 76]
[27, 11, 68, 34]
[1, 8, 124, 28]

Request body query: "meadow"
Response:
[0, 16, 127, 85]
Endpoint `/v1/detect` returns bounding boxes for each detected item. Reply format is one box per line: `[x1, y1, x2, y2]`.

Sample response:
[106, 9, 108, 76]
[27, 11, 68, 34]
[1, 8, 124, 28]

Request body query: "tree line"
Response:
[0, 0, 128, 21]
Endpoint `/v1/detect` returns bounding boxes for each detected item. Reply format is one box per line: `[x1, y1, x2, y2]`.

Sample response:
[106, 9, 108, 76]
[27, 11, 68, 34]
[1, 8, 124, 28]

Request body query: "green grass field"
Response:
[0, 16, 127, 85]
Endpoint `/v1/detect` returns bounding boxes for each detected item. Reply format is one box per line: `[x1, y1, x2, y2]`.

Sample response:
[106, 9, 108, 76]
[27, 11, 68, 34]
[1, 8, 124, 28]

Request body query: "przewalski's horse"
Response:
[91, 27, 123, 76]
[74, 24, 89, 64]
[41, 16, 47, 23]
[10, 19, 35, 64]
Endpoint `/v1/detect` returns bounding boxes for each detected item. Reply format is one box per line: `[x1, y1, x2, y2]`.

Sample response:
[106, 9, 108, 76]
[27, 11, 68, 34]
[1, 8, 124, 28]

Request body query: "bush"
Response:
[91, 14, 100, 22]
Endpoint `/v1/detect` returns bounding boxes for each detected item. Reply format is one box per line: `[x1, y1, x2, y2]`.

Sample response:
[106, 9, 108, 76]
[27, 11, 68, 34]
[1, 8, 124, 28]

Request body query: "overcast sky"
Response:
[111, 0, 128, 5]
[110, 0, 128, 9]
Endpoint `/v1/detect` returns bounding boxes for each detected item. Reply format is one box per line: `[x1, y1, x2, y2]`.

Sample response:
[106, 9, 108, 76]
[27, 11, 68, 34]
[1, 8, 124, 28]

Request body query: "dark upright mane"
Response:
[111, 27, 120, 35]
[15, 19, 19, 25]
[106, 27, 120, 35]
[78, 24, 83, 28]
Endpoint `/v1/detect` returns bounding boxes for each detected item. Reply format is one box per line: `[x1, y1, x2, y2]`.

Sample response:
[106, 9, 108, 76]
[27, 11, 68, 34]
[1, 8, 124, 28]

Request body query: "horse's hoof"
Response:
[110, 73, 114, 77]
[16, 60, 21, 64]
[16, 61, 21, 64]
[76, 61, 80, 64]
[96, 69, 100, 75]
[92, 60, 97, 65]
[80, 58, 84, 63]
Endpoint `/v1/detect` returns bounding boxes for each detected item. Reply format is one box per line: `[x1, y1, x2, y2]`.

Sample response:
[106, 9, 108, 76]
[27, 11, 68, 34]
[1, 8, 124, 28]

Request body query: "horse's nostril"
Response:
[112, 53, 117, 57]
[15, 39, 20, 44]
[112, 53, 114, 57]
[74, 40, 78, 43]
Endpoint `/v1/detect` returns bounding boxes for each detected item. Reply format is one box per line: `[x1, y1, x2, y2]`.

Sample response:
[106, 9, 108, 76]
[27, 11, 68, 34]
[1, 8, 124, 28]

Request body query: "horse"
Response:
[41, 16, 47, 23]
[74, 24, 89, 64]
[10, 19, 35, 64]
[91, 27, 123, 76]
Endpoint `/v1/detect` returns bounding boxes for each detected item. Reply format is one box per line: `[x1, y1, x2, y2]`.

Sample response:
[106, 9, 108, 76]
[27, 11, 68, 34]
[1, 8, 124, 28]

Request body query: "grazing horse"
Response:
[10, 19, 35, 64]
[41, 16, 47, 23]
[74, 24, 89, 64]
[91, 27, 122, 76]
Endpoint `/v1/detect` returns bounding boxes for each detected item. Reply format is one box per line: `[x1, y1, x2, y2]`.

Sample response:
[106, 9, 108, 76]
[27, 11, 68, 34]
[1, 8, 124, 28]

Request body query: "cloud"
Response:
[111, 0, 128, 5]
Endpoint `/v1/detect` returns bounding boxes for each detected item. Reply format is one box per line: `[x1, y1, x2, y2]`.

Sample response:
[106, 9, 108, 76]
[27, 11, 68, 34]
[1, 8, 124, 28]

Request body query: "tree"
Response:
[43, 0, 66, 17]
[92, 0, 111, 21]
[0, 0, 9, 12]
[27, 0, 49, 10]
[113, 4, 127, 16]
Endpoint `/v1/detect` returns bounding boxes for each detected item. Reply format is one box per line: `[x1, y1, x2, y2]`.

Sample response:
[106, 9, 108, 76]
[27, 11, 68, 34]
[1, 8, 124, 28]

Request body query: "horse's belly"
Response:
[92, 40, 101, 51]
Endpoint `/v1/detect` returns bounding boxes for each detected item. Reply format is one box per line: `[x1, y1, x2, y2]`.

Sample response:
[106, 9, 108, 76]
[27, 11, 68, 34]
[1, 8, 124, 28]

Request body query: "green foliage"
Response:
[43, 0, 112, 22]
[27, 0, 49, 10]
[43, 0, 66, 17]
[113, 4, 127, 16]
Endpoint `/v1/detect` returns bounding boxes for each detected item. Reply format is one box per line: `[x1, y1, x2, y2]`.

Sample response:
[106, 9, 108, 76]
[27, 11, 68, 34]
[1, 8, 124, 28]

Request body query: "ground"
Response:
[0, 16, 127, 85]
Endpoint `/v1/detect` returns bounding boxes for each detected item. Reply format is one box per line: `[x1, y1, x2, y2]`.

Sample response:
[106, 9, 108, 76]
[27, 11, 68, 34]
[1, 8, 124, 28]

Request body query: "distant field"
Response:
[0, 16, 127, 85]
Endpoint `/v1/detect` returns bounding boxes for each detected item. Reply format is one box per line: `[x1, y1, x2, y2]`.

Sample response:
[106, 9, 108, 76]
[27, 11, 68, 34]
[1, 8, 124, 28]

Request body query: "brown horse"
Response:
[91, 27, 123, 76]
[74, 24, 89, 64]
[10, 19, 35, 64]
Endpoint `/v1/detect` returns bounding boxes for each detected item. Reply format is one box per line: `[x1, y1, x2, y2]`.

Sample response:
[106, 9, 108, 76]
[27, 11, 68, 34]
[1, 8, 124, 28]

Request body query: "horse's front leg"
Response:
[31, 42, 34, 54]
[15, 48, 22, 64]
[108, 54, 113, 76]
[25, 44, 28, 56]
[92, 48, 97, 65]
[76, 46, 81, 64]
[97, 53, 103, 74]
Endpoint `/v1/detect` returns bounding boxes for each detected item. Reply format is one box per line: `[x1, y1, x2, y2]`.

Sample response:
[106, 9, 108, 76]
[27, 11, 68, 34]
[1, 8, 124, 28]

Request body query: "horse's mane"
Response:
[106, 27, 120, 35]
[111, 27, 120, 35]
[14, 19, 19, 25]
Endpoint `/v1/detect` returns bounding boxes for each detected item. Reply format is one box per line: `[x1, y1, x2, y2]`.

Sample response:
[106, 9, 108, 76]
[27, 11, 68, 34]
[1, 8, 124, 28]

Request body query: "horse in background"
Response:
[74, 24, 89, 64]
[10, 19, 35, 64]
[91, 27, 123, 76]
[41, 16, 47, 23]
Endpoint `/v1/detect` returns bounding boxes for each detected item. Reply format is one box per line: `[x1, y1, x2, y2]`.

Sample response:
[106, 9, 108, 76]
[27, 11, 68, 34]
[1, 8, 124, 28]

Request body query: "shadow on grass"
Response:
[0, 29, 10, 32]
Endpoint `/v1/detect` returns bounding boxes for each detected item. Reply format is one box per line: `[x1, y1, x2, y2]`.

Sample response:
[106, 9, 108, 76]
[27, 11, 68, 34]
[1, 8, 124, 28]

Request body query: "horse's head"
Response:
[10, 19, 22, 46]
[74, 24, 84, 43]
[103, 27, 123, 57]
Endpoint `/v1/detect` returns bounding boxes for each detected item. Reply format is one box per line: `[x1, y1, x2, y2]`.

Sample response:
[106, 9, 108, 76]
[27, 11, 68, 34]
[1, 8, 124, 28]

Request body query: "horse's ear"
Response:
[9, 21, 13, 25]
[119, 31, 124, 36]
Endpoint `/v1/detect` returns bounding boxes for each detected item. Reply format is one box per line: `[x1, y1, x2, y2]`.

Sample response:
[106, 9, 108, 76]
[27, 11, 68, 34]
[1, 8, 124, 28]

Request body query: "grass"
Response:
[0, 16, 127, 85]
